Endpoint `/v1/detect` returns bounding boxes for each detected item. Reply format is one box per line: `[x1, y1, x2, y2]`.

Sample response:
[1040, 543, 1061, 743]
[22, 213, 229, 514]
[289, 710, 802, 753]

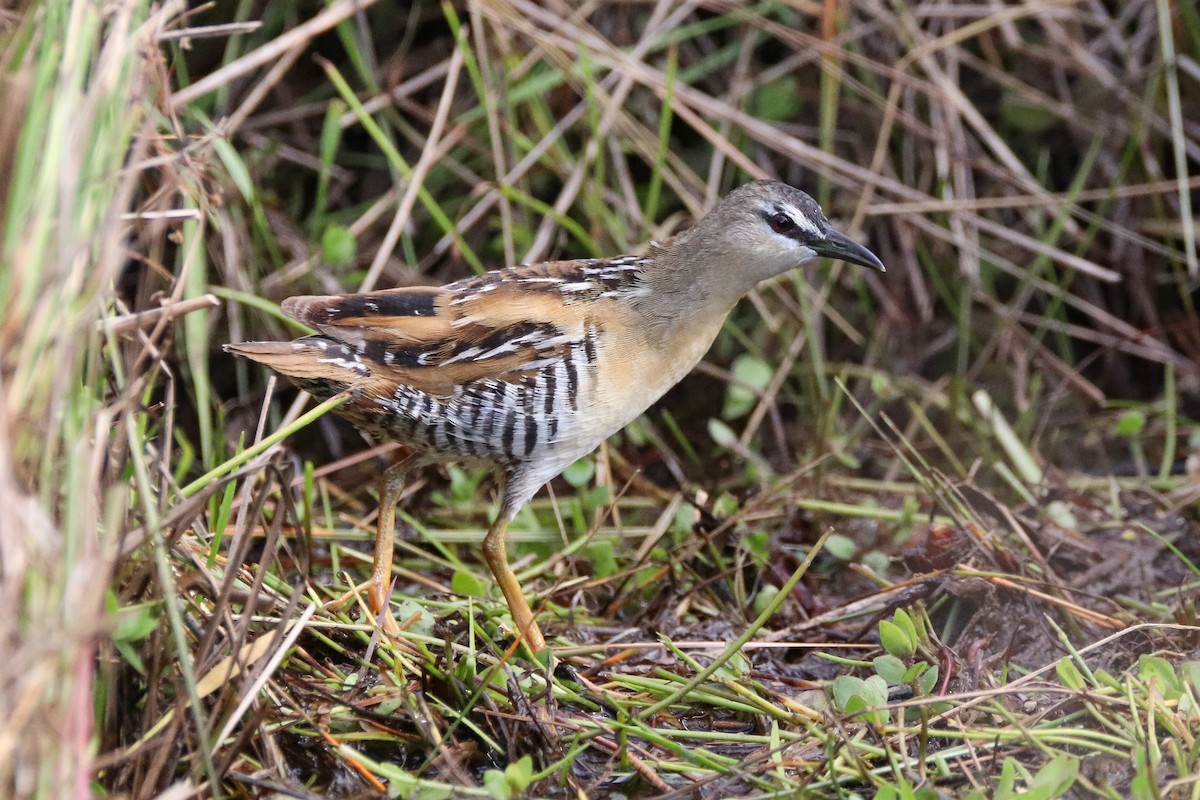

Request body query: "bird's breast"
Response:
[586, 305, 729, 433]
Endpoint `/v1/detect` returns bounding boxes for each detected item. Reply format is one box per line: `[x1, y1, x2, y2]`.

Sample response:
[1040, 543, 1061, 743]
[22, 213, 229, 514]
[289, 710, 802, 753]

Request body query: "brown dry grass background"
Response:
[2, 1, 1199, 798]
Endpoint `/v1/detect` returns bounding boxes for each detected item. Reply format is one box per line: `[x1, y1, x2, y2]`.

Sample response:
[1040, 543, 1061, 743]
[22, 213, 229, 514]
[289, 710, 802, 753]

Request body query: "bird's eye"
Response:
[767, 212, 795, 234]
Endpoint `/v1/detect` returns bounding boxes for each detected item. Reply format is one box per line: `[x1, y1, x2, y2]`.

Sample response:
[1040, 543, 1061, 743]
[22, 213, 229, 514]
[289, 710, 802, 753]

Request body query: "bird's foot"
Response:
[326, 578, 400, 634]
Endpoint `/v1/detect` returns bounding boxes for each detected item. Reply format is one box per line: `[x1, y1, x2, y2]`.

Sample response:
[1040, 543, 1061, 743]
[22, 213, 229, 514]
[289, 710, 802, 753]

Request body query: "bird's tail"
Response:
[224, 337, 368, 388]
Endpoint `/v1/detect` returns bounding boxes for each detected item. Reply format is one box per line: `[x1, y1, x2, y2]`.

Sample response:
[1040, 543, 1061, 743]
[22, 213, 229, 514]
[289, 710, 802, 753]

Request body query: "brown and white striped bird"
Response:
[226, 180, 884, 654]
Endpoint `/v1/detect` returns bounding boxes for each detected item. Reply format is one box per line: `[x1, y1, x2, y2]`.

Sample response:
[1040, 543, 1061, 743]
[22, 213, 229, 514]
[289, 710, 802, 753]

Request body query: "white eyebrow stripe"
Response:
[796, 217, 820, 236]
[780, 203, 821, 236]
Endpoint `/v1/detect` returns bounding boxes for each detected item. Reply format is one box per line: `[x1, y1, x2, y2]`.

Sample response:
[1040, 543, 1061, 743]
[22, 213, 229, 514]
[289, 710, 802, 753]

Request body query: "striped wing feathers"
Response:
[258, 257, 646, 397]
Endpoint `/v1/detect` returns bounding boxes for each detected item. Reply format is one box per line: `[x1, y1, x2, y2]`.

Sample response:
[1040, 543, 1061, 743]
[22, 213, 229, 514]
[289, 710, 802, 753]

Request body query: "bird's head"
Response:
[702, 180, 885, 285]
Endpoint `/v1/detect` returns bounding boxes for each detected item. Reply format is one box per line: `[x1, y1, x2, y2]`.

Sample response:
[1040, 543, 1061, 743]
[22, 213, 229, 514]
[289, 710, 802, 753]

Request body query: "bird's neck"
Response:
[633, 229, 750, 342]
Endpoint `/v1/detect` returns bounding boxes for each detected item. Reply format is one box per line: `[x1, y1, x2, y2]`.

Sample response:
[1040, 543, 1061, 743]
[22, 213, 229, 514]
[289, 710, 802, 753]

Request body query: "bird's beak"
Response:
[812, 229, 886, 272]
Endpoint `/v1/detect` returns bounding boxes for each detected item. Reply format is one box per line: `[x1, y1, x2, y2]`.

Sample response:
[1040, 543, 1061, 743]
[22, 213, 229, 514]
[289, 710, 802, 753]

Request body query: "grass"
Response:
[2, 0, 1199, 798]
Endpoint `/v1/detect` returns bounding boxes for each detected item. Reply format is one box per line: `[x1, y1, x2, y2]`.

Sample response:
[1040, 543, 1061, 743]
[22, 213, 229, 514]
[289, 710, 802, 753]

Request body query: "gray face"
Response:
[747, 183, 886, 273]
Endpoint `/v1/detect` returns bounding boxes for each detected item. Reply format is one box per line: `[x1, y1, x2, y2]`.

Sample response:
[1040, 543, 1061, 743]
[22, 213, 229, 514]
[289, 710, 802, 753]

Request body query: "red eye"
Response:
[768, 213, 795, 234]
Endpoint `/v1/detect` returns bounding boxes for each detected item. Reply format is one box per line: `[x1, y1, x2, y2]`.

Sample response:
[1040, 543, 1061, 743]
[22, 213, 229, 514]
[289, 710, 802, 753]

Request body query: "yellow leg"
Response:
[330, 455, 418, 633]
[482, 514, 547, 655]
[367, 456, 420, 633]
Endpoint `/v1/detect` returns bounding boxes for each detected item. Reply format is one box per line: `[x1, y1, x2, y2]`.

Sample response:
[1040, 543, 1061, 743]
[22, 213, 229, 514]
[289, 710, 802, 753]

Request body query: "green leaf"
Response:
[320, 223, 356, 267]
[842, 693, 868, 717]
[114, 640, 146, 675]
[861, 549, 891, 576]
[860, 675, 889, 706]
[1138, 654, 1182, 696]
[917, 664, 940, 696]
[707, 417, 739, 448]
[870, 371, 892, 399]
[532, 646, 553, 669]
[580, 484, 610, 512]
[835, 674, 890, 724]
[1180, 661, 1200, 695]
[451, 569, 488, 598]
[623, 418, 650, 446]
[1130, 748, 1157, 800]
[392, 600, 436, 637]
[585, 540, 617, 579]
[823, 533, 856, 561]
[447, 465, 484, 504]
[1055, 657, 1086, 691]
[832, 675, 865, 710]
[1044, 500, 1078, 530]
[1026, 754, 1079, 798]
[892, 608, 918, 643]
[873, 654, 908, 685]
[722, 354, 774, 419]
[1115, 409, 1146, 438]
[112, 602, 158, 643]
[1093, 668, 1121, 691]
[454, 643, 478, 685]
[504, 755, 534, 793]
[713, 651, 750, 680]
[561, 457, 595, 487]
[712, 492, 739, 517]
[483, 769, 512, 800]
[996, 758, 1019, 800]
[752, 584, 780, 618]
[879, 620, 916, 659]
[671, 502, 695, 534]
[843, 691, 888, 726]
[375, 696, 403, 716]
[901, 661, 930, 684]
[743, 530, 769, 561]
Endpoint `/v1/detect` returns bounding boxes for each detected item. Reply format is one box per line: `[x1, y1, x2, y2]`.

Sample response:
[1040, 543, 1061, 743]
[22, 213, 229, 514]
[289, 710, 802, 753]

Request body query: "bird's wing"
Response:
[260, 257, 648, 398]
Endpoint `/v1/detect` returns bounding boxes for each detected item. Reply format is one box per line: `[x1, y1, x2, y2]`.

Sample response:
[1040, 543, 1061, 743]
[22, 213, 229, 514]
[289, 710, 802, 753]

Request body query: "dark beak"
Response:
[812, 229, 886, 272]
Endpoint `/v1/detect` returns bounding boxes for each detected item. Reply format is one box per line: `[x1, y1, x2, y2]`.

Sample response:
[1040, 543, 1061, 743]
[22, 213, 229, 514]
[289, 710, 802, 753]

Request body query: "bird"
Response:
[225, 180, 884, 655]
